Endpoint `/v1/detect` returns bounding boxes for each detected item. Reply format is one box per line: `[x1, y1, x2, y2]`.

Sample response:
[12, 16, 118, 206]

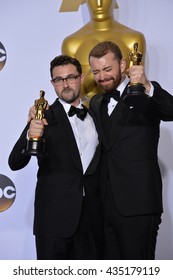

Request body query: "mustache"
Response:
[62, 88, 73, 93]
[98, 77, 114, 83]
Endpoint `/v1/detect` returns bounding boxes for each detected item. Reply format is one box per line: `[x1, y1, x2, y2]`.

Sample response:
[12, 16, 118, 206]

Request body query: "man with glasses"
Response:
[8, 55, 103, 260]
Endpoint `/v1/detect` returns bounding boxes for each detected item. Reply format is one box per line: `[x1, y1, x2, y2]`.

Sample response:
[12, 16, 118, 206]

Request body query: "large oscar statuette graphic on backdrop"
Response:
[59, 0, 146, 105]
[23, 90, 48, 156]
[123, 43, 148, 107]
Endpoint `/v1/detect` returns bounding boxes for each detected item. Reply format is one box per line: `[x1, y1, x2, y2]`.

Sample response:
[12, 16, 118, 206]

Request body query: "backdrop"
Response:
[0, 0, 173, 259]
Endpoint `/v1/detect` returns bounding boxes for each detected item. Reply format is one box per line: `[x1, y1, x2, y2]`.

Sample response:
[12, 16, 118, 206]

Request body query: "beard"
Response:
[98, 72, 122, 94]
[59, 88, 80, 104]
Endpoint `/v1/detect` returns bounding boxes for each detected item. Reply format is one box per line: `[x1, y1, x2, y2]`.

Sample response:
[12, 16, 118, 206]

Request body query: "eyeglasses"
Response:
[52, 74, 81, 86]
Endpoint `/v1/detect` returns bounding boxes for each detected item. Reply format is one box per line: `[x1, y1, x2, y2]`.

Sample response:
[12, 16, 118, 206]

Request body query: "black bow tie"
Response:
[68, 105, 88, 121]
[103, 90, 120, 103]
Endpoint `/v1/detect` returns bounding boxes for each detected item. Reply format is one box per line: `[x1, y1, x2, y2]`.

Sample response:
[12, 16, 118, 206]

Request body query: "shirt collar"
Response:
[58, 98, 83, 114]
[117, 75, 130, 96]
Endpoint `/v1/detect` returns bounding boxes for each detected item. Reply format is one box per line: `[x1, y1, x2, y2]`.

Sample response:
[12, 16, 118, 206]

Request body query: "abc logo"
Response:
[0, 174, 16, 212]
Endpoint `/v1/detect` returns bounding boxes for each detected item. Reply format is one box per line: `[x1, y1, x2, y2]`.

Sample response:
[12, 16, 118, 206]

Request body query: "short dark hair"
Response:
[89, 41, 123, 63]
[50, 55, 82, 78]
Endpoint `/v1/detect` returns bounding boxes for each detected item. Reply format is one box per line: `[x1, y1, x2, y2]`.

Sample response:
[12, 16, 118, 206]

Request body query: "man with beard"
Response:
[8, 55, 103, 260]
[88, 41, 173, 259]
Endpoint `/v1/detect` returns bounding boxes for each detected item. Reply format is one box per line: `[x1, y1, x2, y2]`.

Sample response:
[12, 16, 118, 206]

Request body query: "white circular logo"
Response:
[0, 42, 7, 71]
[0, 174, 16, 212]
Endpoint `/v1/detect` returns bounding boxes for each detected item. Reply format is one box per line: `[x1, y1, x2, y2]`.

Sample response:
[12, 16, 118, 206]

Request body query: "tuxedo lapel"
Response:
[85, 143, 100, 175]
[91, 91, 130, 149]
[49, 100, 83, 172]
[91, 87, 129, 150]
[91, 94, 110, 147]
[109, 91, 129, 149]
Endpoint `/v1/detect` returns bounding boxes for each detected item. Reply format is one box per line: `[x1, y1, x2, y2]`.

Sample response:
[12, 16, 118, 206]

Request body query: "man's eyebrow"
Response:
[93, 66, 112, 72]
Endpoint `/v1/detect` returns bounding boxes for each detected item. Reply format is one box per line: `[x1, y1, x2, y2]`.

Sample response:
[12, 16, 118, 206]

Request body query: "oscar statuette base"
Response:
[22, 138, 47, 157]
[123, 83, 149, 107]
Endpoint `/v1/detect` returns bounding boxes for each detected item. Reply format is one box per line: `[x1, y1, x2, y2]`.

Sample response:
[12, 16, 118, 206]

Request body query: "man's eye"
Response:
[105, 68, 112, 72]
[68, 76, 75, 80]
[53, 78, 62, 83]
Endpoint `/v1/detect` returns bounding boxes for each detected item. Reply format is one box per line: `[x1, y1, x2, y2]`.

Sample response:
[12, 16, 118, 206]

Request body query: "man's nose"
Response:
[99, 71, 106, 81]
[62, 79, 69, 87]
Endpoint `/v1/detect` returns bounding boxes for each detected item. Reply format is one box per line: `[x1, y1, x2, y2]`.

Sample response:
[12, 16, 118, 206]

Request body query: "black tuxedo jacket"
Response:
[8, 99, 102, 238]
[90, 82, 173, 216]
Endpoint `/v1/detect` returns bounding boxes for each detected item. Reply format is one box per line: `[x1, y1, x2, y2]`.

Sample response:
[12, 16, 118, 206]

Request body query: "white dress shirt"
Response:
[59, 99, 99, 174]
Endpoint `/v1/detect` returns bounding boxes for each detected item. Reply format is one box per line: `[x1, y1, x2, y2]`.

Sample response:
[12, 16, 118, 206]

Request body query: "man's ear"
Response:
[50, 79, 54, 86]
[80, 74, 85, 84]
[120, 58, 127, 74]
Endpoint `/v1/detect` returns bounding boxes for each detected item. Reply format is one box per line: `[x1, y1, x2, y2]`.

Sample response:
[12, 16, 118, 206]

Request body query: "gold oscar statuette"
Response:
[123, 43, 149, 107]
[23, 90, 48, 156]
